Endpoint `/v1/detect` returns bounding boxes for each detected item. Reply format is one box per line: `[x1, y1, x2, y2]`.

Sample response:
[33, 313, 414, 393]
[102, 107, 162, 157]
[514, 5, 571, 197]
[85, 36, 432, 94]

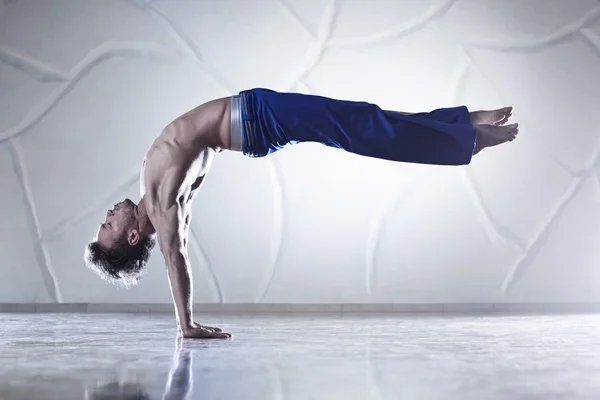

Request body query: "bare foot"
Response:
[470, 107, 512, 126]
[473, 123, 519, 155]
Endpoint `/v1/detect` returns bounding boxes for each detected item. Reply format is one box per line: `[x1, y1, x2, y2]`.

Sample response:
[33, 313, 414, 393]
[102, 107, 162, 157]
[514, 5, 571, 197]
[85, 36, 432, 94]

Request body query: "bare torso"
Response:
[140, 96, 232, 219]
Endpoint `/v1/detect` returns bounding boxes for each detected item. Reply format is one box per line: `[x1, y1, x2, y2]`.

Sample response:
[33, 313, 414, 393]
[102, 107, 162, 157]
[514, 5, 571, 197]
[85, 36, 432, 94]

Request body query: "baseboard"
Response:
[1, 302, 600, 314]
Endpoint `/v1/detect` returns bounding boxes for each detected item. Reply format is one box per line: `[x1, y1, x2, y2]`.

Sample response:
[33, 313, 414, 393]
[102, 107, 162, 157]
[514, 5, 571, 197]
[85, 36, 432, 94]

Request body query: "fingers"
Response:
[188, 331, 232, 339]
[192, 322, 223, 332]
[206, 326, 223, 332]
[184, 325, 231, 339]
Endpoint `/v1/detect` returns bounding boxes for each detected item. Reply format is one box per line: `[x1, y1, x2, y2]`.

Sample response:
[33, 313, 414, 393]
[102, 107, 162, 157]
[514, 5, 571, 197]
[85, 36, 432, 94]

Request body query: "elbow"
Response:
[163, 247, 186, 268]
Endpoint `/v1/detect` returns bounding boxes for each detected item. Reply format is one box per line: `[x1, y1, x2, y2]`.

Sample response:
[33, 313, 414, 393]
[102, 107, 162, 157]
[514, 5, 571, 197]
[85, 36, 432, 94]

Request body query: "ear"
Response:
[127, 229, 140, 246]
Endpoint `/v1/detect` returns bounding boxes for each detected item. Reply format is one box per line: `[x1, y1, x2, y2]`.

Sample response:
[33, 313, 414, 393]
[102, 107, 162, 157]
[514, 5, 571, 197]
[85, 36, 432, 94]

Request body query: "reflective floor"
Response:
[1, 313, 599, 399]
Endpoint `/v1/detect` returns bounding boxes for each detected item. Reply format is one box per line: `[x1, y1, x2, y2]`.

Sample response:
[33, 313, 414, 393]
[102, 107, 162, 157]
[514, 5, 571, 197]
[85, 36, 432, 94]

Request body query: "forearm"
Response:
[166, 251, 194, 331]
[163, 348, 192, 400]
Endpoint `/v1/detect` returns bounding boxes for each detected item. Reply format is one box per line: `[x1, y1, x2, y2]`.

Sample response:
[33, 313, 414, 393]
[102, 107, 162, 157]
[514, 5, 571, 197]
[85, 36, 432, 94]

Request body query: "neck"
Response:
[135, 197, 156, 235]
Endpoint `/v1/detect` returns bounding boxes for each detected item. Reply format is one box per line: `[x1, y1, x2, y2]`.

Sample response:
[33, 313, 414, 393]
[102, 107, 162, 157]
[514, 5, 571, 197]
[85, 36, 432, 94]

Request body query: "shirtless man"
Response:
[84, 88, 518, 339]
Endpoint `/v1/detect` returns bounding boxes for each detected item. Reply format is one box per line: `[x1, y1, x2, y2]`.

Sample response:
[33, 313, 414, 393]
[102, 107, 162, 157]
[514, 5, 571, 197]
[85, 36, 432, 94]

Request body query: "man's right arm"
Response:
[155, 200, 230, 339]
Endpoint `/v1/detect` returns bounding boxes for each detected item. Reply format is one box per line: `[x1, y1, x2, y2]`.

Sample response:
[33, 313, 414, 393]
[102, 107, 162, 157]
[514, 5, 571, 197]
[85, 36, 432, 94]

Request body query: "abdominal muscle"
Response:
[139, 95, 232, 205]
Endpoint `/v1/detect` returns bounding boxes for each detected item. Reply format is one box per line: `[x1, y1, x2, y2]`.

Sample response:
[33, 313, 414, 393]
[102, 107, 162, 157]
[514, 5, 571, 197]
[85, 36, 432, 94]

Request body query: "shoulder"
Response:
[143, 170, 187, 226]
[142, 143, 184, 200]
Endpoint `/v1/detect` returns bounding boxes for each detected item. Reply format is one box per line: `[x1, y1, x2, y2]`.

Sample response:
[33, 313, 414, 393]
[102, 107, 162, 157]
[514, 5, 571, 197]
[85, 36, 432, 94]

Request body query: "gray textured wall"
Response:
[1, 0, 600, 304]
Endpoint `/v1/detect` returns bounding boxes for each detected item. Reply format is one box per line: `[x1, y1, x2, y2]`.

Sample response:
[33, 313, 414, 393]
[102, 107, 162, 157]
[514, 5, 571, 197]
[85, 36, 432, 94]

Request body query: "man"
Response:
[84, 88, 518, 339]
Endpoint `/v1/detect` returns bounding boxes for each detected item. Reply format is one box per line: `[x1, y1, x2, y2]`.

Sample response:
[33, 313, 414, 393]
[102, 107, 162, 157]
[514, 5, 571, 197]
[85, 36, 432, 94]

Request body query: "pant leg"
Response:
[241, 88, 476, 166]
[406, 107, 468, 124]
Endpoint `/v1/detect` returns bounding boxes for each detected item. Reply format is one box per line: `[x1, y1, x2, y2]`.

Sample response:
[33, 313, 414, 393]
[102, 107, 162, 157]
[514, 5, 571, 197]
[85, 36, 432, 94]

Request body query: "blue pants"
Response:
[238, 88, 476, 166]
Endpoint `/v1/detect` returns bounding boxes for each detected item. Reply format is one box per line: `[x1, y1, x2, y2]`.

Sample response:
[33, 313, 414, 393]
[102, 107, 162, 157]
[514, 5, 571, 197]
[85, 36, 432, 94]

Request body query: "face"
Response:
[96, 198, 137, 250]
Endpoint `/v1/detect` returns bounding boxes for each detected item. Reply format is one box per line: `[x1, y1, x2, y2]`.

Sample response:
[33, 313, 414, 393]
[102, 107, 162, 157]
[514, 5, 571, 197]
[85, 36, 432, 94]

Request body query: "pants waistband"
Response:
[230, 94, 242, 152]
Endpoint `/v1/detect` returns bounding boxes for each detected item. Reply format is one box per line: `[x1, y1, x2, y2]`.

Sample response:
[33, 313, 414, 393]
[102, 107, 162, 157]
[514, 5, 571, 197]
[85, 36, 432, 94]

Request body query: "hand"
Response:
[181, 322, 231, 339]
[192, 321, 223, 333]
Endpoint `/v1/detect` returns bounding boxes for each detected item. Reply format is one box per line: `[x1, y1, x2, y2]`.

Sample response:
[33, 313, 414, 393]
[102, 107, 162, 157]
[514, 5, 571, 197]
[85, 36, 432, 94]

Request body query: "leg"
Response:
[388, 106, 518, 155]
[242, 89, 479, 166]
[391, 106, 513, 126]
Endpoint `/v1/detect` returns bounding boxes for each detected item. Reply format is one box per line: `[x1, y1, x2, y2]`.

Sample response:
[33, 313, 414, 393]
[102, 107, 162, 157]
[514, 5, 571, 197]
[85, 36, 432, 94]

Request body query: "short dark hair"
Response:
[84, 235, 156, 287]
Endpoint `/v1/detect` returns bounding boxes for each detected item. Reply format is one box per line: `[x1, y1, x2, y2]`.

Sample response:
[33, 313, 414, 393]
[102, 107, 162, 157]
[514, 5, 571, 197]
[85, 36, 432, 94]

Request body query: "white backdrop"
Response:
[1, 0, 600, 305]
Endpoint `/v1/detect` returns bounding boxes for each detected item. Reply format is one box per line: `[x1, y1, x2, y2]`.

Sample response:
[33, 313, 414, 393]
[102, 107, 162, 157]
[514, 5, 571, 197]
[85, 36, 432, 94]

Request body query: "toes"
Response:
[496, 107, 513, 126]
[496, 114, 508, 126]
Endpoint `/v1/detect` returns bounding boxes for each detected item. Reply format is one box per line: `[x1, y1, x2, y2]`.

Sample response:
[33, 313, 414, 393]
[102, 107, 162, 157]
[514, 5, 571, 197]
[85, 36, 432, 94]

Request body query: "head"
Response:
[84, 198, 156, 287]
